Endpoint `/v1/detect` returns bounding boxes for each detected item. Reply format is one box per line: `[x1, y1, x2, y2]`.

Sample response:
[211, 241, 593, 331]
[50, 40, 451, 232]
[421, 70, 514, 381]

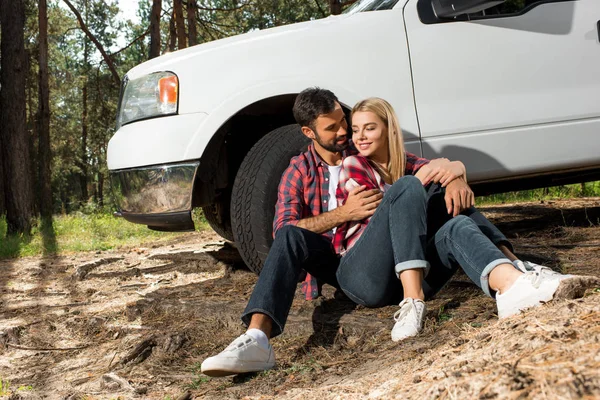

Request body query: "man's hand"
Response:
[339, 185, 383, 222]
[444, 178, 475, 217]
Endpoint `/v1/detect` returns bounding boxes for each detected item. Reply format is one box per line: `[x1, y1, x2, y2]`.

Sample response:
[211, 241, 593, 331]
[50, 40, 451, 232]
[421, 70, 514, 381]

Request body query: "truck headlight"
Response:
[117, 71, 179, 129]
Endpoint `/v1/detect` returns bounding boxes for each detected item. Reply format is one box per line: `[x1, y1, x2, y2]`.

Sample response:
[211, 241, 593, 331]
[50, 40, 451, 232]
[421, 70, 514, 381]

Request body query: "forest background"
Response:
[0, 0, 596, 247]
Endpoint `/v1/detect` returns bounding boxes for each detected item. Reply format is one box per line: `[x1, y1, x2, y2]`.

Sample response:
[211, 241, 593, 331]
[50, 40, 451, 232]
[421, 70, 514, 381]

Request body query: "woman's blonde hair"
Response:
[351, 97, 406, 183]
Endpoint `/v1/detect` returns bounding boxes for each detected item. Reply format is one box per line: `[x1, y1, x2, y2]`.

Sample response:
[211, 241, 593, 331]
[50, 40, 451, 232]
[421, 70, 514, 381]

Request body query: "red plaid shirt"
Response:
[332, 155, 428, 255]
[273, 143, 429, 299]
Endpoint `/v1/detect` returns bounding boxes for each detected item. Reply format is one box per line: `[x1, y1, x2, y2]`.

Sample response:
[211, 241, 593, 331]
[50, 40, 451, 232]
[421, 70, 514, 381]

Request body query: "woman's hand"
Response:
[416, 158, 466, 187]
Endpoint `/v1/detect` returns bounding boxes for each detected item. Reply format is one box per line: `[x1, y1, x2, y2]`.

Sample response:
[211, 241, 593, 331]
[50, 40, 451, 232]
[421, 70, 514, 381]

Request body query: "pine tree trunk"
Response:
[187, 0, 198, 46]
[98, 169, 104, 207]
[80, 83, 89, 204]
[0, 0, 35, 235]
[169, 10, 177, 52]
[149, 0, 162, 58]
[0, 131, 5, 217]
[173, 0, 187, 49]
[330, 0, 342, 15]
[38, 0, 53, 219]
[79, 1, 89, 205]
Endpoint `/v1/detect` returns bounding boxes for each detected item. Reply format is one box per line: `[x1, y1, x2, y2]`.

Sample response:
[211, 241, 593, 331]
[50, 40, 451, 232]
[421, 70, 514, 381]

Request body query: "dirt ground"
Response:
[1, 198, 600, 400]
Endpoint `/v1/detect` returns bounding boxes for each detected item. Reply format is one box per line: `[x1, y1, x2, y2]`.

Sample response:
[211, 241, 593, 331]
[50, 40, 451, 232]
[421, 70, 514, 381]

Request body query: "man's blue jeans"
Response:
[242, 176, 512, 337]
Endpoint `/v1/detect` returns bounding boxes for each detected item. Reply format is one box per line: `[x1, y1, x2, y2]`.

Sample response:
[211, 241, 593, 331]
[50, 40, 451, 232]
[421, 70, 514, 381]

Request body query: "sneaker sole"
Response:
[201, 362, 275, 377]
[553, 275, 600, 301]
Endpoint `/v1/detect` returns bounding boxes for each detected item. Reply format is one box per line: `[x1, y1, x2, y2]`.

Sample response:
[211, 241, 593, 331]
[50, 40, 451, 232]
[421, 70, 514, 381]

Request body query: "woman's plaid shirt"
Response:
[331, 155, 428, 255]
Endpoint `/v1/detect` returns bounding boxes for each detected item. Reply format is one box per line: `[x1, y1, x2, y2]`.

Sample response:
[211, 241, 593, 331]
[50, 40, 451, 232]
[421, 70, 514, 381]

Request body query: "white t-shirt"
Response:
[327, 164, 342, 212]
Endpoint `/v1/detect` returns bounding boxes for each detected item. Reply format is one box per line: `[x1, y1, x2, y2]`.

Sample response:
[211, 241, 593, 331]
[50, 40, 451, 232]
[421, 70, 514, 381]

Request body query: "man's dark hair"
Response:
[293, 87, 339, 130]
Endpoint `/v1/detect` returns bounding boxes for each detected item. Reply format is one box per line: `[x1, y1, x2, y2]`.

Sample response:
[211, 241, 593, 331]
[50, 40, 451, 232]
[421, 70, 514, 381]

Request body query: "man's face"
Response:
[307, 102, 349, 153]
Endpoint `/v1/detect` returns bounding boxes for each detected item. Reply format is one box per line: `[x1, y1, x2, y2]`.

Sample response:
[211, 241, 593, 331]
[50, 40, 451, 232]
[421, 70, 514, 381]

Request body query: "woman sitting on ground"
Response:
[332, 97, 584, 342]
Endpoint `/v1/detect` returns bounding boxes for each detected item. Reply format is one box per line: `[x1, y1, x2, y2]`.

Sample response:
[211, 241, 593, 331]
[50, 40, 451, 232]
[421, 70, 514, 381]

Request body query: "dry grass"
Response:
[0, 198, 599, 399]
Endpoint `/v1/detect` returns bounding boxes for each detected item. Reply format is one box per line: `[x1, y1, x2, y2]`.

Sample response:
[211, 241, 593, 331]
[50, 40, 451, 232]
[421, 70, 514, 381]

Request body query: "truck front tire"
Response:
[231, 124, 310, 274]
[202, 202, 234, 242]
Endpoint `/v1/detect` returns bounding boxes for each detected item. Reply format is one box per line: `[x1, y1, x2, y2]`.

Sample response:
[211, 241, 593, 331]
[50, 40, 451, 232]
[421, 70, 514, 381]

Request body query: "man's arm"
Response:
[273, 162, 382, 236]
[296, 186, 382, 233]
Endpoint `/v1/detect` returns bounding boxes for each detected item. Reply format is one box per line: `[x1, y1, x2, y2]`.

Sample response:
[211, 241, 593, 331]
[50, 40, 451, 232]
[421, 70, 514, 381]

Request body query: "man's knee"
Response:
[275, 224, 303, 242]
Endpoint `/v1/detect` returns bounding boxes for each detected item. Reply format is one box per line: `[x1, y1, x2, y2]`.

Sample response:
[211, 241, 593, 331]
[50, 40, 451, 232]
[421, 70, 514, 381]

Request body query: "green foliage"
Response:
[478, 181, 600, 206]
[0, 378, 10, 396]
[0, 210, 209, 259]
[437, 305, 453, 322]
[187, 374, 211, 389]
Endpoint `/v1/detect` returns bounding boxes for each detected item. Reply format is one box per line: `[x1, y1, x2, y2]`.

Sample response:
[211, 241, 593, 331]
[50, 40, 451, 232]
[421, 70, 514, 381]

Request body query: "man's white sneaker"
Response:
[391, 298, 426, 342]
[496, 271, 600, 319]
[201, 333, 275, 377]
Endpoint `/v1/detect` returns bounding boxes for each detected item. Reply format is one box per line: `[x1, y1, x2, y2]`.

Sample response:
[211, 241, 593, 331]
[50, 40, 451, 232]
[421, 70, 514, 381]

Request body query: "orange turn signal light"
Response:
[158, 75, 178, 104]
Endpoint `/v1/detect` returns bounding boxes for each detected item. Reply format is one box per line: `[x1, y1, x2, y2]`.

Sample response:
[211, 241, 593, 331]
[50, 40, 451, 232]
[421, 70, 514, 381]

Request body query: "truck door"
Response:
[403, 0, 600, 182]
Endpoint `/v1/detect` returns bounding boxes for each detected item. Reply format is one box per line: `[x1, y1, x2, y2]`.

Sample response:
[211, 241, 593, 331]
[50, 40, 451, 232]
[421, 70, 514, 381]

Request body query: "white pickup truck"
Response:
[107, 0, 600, 273]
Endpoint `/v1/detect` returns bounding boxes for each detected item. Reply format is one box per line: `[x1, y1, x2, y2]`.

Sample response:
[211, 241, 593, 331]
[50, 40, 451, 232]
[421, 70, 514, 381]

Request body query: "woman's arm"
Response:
[414, 158, 467, 187]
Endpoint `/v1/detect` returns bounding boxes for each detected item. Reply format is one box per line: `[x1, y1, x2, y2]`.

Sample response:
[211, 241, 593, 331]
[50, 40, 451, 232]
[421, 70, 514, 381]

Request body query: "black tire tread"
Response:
[202, 204, 234, 241]
[231, 124, 309, 274]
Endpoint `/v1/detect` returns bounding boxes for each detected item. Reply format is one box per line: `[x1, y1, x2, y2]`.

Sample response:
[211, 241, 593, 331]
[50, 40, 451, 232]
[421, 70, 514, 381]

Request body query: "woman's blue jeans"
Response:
[242, 176, 512, 337]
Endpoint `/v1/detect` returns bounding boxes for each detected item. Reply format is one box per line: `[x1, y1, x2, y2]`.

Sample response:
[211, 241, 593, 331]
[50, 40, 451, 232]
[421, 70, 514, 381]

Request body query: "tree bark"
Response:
[79, 0, 89, 205]
[169, 9, 177, 52]
[80, 83, 89, 204]
[62, 0, 121, 86]
[0, 129, 5, 217]
[38, 0, 53, 219]
[187, 0, 198, 46]
[0, 0, 35, 234]
[173, 0, 187, 49]
[330, 0, 342, 15]
[149, 0, 162, 58]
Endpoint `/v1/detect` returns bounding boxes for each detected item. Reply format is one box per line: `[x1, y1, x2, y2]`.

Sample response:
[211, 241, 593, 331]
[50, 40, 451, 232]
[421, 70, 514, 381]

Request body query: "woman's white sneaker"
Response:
[201, 333, 275, 377]
[496, 272, 600, 319]
[513, 260, 571, 279]
[391, 298, 426, 342]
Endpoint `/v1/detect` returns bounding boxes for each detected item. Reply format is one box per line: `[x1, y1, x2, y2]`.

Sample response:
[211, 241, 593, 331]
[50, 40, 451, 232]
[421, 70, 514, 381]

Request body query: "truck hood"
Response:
[126, 14, 351, 80]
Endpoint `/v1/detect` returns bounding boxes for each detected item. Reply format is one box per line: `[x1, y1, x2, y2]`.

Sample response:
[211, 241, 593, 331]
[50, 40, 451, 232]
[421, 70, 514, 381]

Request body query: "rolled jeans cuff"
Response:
[480, 258, 513, 298]
[395, 260, 430, 279]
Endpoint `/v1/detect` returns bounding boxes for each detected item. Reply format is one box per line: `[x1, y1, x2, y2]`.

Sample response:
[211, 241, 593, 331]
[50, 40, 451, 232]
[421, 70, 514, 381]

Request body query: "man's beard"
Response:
[314, 132, 348, 153]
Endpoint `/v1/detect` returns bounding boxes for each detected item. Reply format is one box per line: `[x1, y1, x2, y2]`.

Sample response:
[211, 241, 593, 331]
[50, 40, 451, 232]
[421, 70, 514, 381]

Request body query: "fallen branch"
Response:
[73, 256, 124, 280]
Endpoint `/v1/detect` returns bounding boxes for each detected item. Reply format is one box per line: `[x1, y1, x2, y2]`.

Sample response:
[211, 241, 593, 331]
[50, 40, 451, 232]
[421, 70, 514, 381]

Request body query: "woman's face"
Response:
[351, 111, 389, 164]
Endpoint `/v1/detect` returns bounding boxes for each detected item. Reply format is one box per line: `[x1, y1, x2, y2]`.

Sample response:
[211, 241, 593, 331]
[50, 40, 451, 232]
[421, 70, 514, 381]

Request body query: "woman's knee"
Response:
[388, 175, 426, 200]
[338, 275, 390, 308]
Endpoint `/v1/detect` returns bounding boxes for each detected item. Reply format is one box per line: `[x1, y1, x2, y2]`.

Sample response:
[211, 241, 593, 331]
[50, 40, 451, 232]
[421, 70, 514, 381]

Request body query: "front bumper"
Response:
[110, 162, 199, 231]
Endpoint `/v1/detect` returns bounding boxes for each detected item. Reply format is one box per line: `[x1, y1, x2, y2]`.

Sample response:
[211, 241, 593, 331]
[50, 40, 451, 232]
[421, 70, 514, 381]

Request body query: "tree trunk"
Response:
[38, 0, 53, 219]
[169, 9, 177, 52]
[187, 0, 198, 46]
[0, 0, 35, 235]
[0, 131, 5, 217]
[80, 83, 89, 204]
[330, 0, 342, 15]
[173, 0, 187, 49]
[149, 0, 162, 58]
[98, 169, 104, 207]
